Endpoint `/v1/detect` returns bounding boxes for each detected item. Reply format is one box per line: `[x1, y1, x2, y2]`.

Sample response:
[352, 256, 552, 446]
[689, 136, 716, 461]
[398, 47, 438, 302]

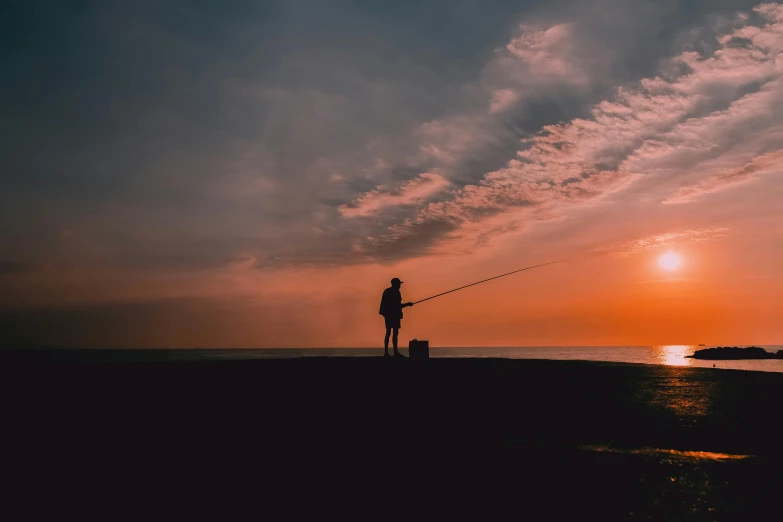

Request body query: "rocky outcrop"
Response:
[689, 346, 782, 360]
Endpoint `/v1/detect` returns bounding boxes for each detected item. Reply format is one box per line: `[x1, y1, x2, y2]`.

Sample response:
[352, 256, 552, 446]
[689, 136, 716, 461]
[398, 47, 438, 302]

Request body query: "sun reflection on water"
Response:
[643, 346, 718, 417]
[655, 345, 693, 367]
[582, 446, 753, 462]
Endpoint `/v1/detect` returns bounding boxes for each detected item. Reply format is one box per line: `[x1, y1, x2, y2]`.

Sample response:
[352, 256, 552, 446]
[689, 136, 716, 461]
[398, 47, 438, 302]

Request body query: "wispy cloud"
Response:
[338, 173, 450, 218]
[598, 227, 731, 257]
[505, 23, 588, 83]
[488, 89, 519, 114]
[664, 148, 783, 204]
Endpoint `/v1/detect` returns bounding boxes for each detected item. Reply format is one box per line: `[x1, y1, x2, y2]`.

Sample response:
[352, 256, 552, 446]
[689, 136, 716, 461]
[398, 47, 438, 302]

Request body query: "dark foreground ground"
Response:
[2, 354, 781, 520]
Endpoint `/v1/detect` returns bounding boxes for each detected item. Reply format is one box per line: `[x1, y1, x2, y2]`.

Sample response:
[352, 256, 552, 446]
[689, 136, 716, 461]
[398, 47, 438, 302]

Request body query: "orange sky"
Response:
[4, 206, 781, 348]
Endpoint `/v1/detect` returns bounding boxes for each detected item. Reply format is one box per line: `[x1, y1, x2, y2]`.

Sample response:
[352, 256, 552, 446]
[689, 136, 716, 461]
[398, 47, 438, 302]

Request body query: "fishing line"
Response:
[411, 260, 566, 306]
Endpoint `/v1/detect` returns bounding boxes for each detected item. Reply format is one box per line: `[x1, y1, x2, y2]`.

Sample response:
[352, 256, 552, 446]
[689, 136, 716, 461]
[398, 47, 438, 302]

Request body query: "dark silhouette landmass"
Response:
[2, 351, 781, 520]
[689, 346, 783, 360]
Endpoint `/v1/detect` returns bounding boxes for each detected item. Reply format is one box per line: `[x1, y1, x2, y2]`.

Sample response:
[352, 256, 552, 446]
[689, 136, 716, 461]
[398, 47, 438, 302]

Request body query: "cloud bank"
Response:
[346, 3, 783, 258]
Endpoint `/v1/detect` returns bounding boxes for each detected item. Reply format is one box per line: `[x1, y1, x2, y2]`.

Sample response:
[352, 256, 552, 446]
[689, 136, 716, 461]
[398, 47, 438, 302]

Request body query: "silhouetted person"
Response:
[379, 277, 413, 357]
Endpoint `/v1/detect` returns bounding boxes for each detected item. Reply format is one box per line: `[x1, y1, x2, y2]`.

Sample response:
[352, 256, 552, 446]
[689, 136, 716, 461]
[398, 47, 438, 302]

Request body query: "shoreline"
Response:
[3, 347, 783, 374]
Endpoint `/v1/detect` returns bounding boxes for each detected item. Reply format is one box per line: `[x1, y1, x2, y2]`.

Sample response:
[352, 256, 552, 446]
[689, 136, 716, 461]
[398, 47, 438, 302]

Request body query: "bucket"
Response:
[409, 339, 429, 359]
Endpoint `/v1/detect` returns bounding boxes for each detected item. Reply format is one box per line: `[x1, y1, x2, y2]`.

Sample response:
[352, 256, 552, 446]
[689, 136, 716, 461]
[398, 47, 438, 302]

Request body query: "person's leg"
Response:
[392, 327, 399, 354]
[384, 327, 391, 356]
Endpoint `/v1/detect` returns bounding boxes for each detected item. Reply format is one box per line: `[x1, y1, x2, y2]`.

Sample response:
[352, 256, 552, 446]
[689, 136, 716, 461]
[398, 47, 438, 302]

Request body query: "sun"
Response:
[658, 251, 682, 271]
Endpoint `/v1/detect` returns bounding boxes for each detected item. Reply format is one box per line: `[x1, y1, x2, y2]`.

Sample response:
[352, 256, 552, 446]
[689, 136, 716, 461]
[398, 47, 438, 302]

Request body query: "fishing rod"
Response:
[411, 260, 566, 306]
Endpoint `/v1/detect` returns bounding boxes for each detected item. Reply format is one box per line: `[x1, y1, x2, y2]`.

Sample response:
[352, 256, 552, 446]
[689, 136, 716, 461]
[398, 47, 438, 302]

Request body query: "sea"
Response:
[155, 345, 783, 373]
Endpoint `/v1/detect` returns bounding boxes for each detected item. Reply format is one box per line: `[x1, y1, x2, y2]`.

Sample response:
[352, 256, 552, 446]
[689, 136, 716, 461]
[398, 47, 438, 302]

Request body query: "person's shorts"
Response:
[384, 316, 401, 329]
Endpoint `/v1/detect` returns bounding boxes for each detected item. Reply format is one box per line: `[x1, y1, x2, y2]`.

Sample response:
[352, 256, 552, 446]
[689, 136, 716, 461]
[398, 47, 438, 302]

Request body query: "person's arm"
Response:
[402, 302, 413, 308]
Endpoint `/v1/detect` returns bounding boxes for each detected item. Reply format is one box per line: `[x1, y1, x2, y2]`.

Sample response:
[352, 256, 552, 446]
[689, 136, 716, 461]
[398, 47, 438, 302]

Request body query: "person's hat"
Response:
[391, 277, 403, 285]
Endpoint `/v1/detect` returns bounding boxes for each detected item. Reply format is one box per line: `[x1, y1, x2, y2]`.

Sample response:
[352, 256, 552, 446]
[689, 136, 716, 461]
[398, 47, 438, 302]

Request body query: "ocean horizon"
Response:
[17, 345, 783, 373]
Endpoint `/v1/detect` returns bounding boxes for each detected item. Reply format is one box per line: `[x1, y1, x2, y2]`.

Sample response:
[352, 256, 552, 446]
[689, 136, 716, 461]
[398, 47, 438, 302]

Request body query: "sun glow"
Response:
[658, 251, 682, 271]
[658, 345, 690, 366]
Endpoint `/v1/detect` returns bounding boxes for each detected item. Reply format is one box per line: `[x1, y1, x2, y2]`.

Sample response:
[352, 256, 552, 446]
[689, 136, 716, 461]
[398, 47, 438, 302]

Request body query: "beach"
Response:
[3, 355, 781, 520]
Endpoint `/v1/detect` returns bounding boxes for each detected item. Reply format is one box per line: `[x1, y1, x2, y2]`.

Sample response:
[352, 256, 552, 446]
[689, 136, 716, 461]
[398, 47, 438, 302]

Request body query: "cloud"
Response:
[334, 18, 613, 252]
[365, 3, 783, 255]
[598, 228, 731, 257]
[331, 17, 645, 256]
[480, 21, 606, 116]
[338, 173, 450, 218]
[489, 89, 519, 114]
[505, 23, 588, 83]
[664, 148, 783, 204]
